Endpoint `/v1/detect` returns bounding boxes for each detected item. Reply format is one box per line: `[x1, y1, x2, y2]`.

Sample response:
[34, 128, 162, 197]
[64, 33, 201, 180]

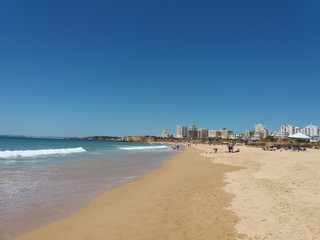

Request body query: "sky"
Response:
[1, 0, 320, 137]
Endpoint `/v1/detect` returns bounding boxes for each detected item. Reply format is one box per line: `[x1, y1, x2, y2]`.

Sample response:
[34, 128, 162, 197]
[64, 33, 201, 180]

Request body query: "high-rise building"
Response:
[280, 124, 299, 135]
[187, 123, 198, 139]
[208, 129, 232, 139]
[294, 127, 301, 134]
[220, 128, 233, 139]
[208, 130, 221, 138]
[175, 125, 188, 138]
[198, 128, 208, 139]
[254, 123, 269, 138]
[303, 124, 320, 137]
[255, 123, 266, 133]
[160, 129, 170, 138]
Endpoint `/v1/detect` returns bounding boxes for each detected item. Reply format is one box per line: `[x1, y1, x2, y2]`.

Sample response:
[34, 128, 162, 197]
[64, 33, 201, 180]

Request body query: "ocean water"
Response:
[0, 137, 176, 240]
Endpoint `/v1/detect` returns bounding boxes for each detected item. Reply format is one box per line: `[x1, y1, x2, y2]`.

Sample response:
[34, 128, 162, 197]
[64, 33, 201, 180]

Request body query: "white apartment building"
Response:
[280, 124, 295, 135]
[208, 129, 232, 139]
[220, 129, 233, 139]
[187, 123, 198, 139]
[197, 128, 208, 139]
[208, 130, 220, 138]
[160, 128, 170, 138]
[229, 133, 244, 140]
[255, 123, 267, 133]
[280, 124, 301, 136]
[175, 125, 188, 138]
[275, 131, 289, 138]
[303, 124, 320, 137]
[254, 123, 269, 138]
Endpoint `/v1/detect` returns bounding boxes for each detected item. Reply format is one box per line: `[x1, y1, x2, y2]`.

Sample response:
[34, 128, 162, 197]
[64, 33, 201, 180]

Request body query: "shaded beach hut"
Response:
[288, 133, 311, 151]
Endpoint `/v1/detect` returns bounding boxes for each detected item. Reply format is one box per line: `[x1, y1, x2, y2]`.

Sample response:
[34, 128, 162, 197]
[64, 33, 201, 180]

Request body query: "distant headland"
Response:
[71, 136, 164, 142]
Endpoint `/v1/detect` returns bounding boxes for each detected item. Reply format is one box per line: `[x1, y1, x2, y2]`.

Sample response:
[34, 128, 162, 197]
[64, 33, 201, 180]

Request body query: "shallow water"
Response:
[0, 137, 176, 240]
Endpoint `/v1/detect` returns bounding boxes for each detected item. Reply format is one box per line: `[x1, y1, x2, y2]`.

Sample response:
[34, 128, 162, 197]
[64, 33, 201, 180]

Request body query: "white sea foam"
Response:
[119, 145, 169, 150]
[0, 147, 86, 158]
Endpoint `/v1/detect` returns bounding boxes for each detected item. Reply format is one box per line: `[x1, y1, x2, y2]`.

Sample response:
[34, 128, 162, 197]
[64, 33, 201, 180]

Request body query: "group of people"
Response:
[205, 143, 239, 154]
[171, 144, 180, 150]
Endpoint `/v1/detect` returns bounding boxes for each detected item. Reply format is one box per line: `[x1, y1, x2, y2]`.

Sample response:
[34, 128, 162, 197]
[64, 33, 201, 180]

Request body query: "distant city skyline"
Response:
[172, 122, 320, 140]
[1, 1, 320, 137]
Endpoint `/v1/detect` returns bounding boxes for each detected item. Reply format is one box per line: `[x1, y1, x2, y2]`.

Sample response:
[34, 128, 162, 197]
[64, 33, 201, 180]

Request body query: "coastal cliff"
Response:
[71, 135, 161, 143]
[121, 136, 157, 142]
[71, 136, 121, 141]
[71, 135, 180, 143]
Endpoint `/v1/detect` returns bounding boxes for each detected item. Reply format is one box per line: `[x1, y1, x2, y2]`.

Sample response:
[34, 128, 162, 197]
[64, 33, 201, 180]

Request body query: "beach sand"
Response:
[14, 144, 320, 240]
[13, 146, 241, 240]
[195, 144, 320, 239]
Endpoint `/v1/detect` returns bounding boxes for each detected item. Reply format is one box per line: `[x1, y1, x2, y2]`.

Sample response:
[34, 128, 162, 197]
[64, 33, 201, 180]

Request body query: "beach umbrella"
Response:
[288, 133, 311, 140]
[288, 133, 311, 151]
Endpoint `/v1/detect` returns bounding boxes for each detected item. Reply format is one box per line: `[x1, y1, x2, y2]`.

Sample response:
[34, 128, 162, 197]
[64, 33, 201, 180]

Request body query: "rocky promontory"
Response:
[121, 136, 157, 142]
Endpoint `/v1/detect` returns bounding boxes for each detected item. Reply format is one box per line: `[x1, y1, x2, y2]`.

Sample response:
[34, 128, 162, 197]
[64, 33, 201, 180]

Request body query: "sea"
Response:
[0, 136, 176, 240]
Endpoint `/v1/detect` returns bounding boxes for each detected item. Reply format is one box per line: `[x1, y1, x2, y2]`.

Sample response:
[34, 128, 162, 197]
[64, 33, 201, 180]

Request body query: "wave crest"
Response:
[0, 147, 86, 158]
[119, 145, 169, 150]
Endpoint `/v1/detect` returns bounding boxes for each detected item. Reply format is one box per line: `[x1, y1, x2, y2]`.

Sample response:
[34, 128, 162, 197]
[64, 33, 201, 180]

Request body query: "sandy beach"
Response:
[13, 146, 241, 240]
[196, 144, 320, 239]
[12, 144, 320, 240]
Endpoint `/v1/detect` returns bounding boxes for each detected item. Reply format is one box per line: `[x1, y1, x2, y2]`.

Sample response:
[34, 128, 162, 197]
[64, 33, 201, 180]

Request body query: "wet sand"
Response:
[14, 146, 240, 240]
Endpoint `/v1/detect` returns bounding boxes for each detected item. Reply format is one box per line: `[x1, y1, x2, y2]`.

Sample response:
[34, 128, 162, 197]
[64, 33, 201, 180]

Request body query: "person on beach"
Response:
[227, 142, 234, 153]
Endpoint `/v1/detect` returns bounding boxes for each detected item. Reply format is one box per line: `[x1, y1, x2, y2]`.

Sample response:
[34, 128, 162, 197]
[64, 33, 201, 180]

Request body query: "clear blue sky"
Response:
[1, 0, 320, 137]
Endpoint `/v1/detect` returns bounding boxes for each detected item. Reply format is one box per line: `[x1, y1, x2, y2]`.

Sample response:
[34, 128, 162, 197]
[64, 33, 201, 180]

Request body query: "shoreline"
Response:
[1, 142, 175, 240]
[13, 146, 241, 240]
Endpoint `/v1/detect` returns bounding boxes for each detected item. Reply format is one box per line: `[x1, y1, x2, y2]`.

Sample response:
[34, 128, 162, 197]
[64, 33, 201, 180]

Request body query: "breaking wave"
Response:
[119, 145, 170, 151]
[0, 147, 86, 158]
